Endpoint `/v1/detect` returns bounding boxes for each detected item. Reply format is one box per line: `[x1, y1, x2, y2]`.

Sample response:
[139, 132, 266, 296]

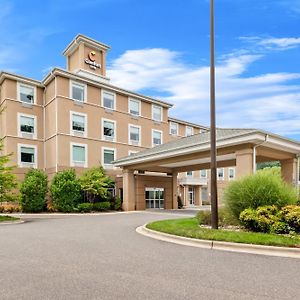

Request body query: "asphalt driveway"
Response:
[1, 211, 300, 300]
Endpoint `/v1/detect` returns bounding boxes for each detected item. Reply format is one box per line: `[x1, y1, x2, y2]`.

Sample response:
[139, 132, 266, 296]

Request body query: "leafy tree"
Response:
[0, 137, 17, 202]
[50, 169, 81, 212]
[20, 169, 48, 212]
[257, 161, 280, 170]
[80, 167, 114, 203]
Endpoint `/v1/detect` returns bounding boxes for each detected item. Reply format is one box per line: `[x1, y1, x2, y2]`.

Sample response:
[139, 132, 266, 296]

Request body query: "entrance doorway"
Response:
[145, 187, 164, 209]
[188, 187, 195, 205]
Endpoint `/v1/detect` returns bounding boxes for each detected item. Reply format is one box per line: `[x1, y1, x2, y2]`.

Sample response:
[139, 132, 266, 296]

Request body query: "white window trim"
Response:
[152, 104, 163, 122]
[128, 124, 141, 146]
[17, 113, 37, 139]
[102, 118, 117, 142]
[128, 98, 141, 116]
[18, 143, 38, 168]
[101, 89, 116, 110]
[200, 169, 207, 178]
[17, 82, 36, 104]
[70, 80, 87, 103]
[228, 167, 236, 180]
[217, 168, 225, 181]
[70, 111, 88, 137]
[102, 147, 117, 169]
[70, 142, 88, 168]
[128, 150, 139, 156]
[152, 129, 163, 147]
[186, 126, 194, 137]
[169, 122, 178, 136]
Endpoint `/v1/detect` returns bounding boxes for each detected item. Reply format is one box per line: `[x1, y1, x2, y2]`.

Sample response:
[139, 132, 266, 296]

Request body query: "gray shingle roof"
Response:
[114, 128, 258, 165]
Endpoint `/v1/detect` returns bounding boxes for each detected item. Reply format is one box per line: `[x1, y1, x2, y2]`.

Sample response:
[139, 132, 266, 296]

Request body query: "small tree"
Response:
[20, 169, 48, 212]
[80, 167, 114, 203]
[0, 137, 17, 202]
[50, 169, 81, 212]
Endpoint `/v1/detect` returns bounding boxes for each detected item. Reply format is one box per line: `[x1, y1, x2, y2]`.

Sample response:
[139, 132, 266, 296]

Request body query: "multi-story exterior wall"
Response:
[0, 34, 235, 208]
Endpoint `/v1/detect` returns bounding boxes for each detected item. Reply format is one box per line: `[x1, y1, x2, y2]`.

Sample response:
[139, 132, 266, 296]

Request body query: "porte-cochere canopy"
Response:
[114, 128, 300, 211]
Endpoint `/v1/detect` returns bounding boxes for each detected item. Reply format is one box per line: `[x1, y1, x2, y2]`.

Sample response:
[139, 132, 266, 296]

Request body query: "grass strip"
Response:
[0, 215, 20, 222]
[146, 218, 300, 248]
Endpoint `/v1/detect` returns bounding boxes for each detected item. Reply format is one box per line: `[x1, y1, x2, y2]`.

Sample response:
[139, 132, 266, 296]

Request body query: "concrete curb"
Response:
[136, 224, 300, 259]
[0, 220, 24, 225]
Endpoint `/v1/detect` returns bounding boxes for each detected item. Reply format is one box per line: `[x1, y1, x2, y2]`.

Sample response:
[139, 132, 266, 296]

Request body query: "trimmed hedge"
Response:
[196, 208, 239, 227]
[20, 169, 48, 213]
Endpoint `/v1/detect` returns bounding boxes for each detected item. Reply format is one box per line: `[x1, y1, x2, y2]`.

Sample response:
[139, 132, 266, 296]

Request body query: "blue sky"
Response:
[1, 0, 300, 139]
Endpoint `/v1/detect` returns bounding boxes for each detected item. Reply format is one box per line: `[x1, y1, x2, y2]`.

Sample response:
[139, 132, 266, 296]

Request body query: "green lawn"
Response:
[0, 215, 20, 222]
[146, 218, 300, 248]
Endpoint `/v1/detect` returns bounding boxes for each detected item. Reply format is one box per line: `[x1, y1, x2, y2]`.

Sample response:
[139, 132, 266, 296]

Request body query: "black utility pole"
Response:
[210, 0, 218, 229]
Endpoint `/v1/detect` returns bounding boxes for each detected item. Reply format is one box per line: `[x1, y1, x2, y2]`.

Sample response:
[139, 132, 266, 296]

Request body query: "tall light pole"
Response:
[210, 0, 218, 229]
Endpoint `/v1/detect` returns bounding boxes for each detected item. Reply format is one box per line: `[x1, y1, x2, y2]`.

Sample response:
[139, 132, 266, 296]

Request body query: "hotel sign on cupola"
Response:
[85, 51, 101, 70]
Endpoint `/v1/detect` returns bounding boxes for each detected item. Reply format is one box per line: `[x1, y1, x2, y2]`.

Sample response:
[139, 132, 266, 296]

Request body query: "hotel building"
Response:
[0, 34, 247, 209]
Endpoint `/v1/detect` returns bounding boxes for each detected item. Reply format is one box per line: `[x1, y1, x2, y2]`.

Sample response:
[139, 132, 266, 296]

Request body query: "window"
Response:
[18, 144, 37, 168]
[129, 98, 140, 116]
[186, 126, 193, 137]
[18, 114, 36, 138]
[218, 168, 224, 180]
[18, 83, 35, 104]
[129, 150, 138, 156]
[229, 168, 235, 180]
[71, 82, 86, 102]
[152, 105, 162, 122]
[201, 187, 208, 202]
[170, 122, 178, 135]
[71, 143, 87, 167]
[102, 90, 116, 110]
[102, 119, 116, 141]
[71, 112, 87, 136]
[152, 130, 162, 146]
[186, 171, 193, 177]
[129, 125, 140, 145]
[103, 148, 116, 167]
[200, 169, 207, 178]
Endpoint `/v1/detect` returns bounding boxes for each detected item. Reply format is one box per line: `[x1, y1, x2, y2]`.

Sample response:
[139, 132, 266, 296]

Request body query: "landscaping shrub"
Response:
[77, 203, 93, 213]
[239, 205, 300, 234]
[0, 202, 21, 213]
[113, 197, 122, 210]
[80, 167, 114, 203]
[93, 201, 111, 211]
[50, 169, 81, 212]
[177, 196, 183, 209]
[224, 168, 297, 220]
[196, 208, 239, 227]
[20, 169, 48, 213]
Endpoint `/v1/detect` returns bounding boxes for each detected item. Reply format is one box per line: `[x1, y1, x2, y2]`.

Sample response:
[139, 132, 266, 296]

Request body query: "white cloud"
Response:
[107, 47, 300, 136]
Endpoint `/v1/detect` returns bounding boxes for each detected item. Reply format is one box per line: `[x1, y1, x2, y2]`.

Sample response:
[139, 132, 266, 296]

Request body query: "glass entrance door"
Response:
[188, 187, 195, 205]
[145, 188, 165, 209]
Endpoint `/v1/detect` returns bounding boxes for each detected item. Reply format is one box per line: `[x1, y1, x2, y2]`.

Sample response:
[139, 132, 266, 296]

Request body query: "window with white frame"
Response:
[152, 105, 162, 122]
[170, 122, 178, 135]
[129, 98, 140, 116]
[71, 144, 87, 167]
[129, 125, 140, 145]
[19, 145, 37, 168]
[186, 171, 193, 177]
[228, 168, 235, 180]
[200, 169, 207, 178]
[152, 130, 162, 146]
[103, 148, 115, 166]
[19, 83, 35, 104]
[186, 126, 193, 137]
[129, 150, 138, 156]
[218, 168, 225, 180]
[102, 119, 116, 141]
[102, 91, 115, 110]
[71, 112, 86, 135]
[18, 114, 36, 138]
[71, 82, 85, 102]
[201, 187, 208, 202]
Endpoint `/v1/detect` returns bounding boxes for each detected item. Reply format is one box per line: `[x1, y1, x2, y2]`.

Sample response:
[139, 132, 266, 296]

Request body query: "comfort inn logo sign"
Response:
[85, 51, 101, 70]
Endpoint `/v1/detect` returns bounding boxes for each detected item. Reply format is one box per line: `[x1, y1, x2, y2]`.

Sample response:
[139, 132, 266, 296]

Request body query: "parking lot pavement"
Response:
[1, 212, 300, 300]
